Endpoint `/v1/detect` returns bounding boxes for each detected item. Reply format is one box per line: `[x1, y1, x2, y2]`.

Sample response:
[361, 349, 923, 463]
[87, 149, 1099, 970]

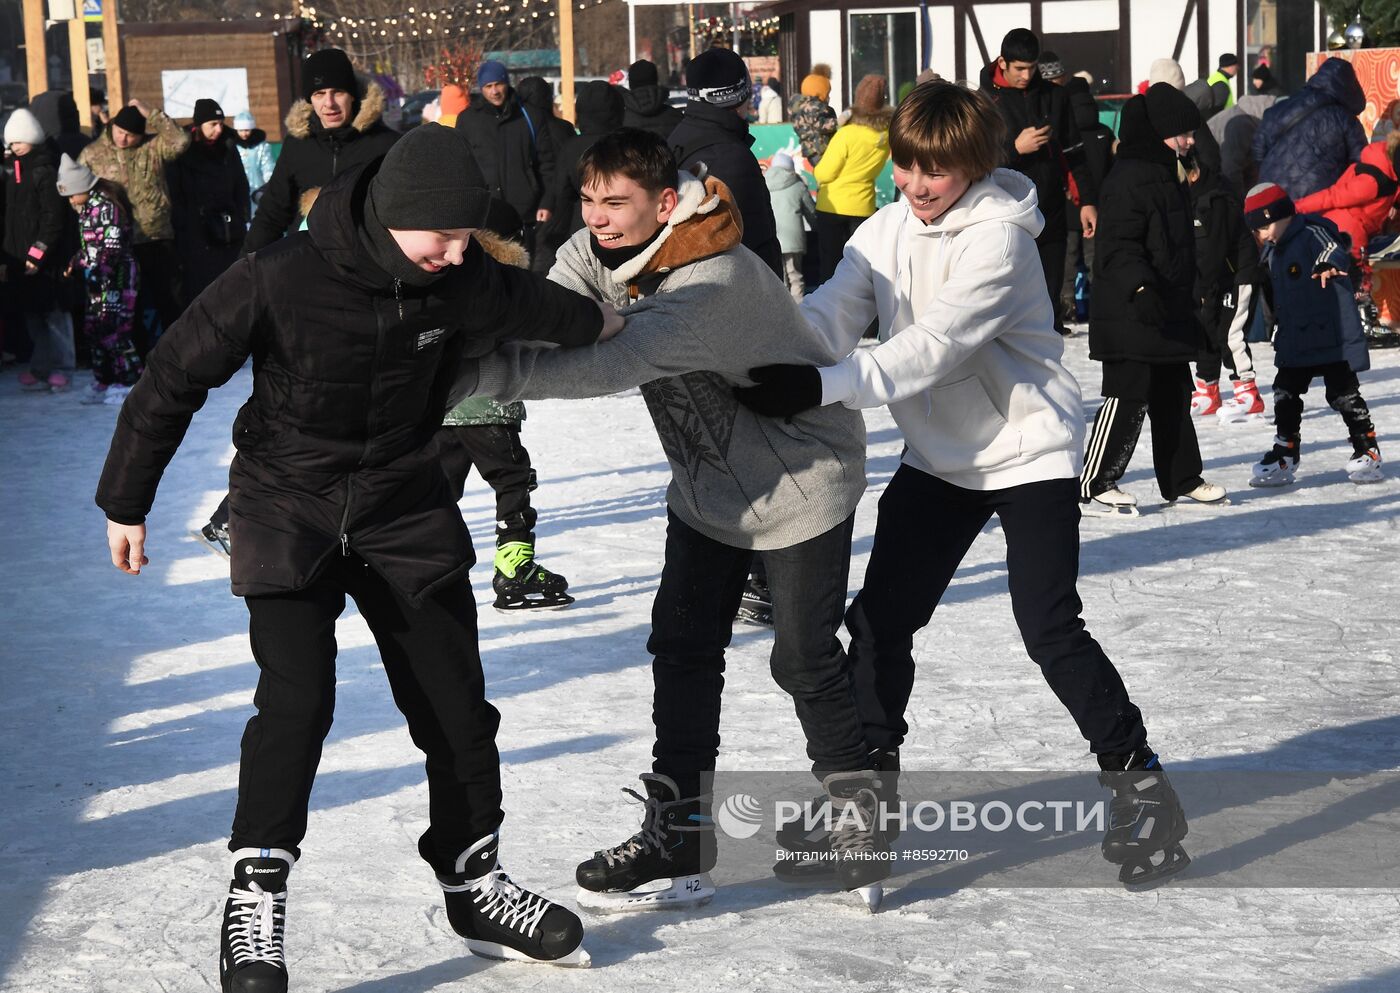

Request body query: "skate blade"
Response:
[192, 529, 230, 559]
[735, 608, 774, 627]
[1349, 469, 1385, 484]
[1079, 502, 1140, 518]
[1119, 845, 1191, 889]
[773, 858, 838, 886]
[1167, 496, 1231, 509]
[1248, 475, 1294, 488]
[493, 594, 575, 613]
[1216, 410, 1264, 425]
[575, 873, 715, 914]
[465, 938, 591, 968]
[854, 883, 883, 913]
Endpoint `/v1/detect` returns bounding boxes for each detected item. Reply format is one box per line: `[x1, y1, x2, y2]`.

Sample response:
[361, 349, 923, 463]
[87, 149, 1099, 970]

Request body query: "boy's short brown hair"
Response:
[578, 127, 679, 195]
[889, 81, 1005, 180]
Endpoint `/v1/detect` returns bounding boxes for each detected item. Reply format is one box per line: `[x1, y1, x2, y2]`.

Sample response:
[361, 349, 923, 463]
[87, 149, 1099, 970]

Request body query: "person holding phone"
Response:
[980, 28, 1099, 335]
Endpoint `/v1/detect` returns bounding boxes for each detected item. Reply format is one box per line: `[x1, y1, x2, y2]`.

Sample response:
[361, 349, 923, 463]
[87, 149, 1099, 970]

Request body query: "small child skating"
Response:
[1243, 183, 1382, 486]
[1186, 157, 1265, 421]
[56, 154, 142, 406]
[232, 111, 276, 218]
[765, 151, 816, 301]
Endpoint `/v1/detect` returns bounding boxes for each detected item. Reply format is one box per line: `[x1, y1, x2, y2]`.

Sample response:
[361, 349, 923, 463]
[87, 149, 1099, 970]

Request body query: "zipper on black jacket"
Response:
[339, 476, 353, 556]
[395, 279, 404, 320]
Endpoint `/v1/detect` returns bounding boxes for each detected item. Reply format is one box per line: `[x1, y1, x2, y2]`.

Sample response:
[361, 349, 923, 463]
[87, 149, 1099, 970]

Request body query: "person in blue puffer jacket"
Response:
[1252, 57, 1367, 199]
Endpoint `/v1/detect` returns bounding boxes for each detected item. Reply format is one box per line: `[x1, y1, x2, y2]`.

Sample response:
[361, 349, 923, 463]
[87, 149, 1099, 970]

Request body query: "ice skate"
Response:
[1346, 433, 1384, 484]
[575, 774, 716, 913]
[1250, 437, 1300, 488]
[220, 847, 293, 993]
[774, 749, 900, 884]
[1170, 480, 1228, 507]
[1099, 748, 1190, 887]
[492, 541, 574, 611]
[1189, 379, 1221, 416]
[80, 381, 110, 405]
[1080, 487, 1139, 518]
[823, 770, 891, 912]
[1216, 379, 1265, 423]
[735, 573, 773, 627]
[199, 521, 232, 558]
[433, 832, 590, 967]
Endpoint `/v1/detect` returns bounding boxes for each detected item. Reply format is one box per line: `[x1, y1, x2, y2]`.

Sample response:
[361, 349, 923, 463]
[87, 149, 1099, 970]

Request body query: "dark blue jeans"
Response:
[649, 510, 868, 796]
[848, 467, 1148, 760]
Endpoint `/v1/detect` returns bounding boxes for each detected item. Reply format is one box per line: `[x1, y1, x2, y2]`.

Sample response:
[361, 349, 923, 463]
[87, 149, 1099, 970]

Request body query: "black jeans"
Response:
[1036, 199, 1069, 329]
[1080, 360, 1204, 501]
[132, 240, 181, 358]
[815, 210, 866, 285]
[1272, 362, 1374, 442]
[649, 511, 868, 796]
[848, 467, 1146, 758]
[432, 424, 537, 547]
[231, 553, 503, 873]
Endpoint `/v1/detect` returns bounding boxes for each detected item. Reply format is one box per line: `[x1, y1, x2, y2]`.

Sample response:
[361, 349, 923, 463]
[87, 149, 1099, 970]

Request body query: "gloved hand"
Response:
[733, 364, 823, 418]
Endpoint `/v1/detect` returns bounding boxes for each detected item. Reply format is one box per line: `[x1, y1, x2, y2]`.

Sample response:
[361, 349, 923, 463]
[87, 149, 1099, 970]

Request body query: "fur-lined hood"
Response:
[846, 107, 893, 132]
[284, 79, 387, 140]
[610, 168, 743, 291]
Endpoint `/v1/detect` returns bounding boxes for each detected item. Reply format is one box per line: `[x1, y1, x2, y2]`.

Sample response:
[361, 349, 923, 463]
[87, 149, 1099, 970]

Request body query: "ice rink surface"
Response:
[2, 334, 1398, 992]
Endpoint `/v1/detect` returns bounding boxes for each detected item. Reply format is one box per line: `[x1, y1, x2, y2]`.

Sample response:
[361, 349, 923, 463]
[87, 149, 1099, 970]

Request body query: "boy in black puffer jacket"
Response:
[1080, 83, 1227, 515]
[97, 125, 619, 988]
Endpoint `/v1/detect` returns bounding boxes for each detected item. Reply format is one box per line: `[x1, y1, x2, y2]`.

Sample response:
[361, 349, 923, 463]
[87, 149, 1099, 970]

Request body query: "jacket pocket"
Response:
[921, 375, 1023, 470]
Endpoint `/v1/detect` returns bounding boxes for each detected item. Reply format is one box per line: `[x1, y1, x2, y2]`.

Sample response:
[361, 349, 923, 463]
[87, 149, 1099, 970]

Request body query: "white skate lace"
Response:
[225, 882, 286, 966]
[828, 788, 880, 856]
[445, 868, 552, 936]
[598, 788, 667, 867]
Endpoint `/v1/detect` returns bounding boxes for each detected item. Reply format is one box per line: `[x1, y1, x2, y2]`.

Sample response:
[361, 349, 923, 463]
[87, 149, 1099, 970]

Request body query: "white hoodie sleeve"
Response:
[817, 222, 1021, 408]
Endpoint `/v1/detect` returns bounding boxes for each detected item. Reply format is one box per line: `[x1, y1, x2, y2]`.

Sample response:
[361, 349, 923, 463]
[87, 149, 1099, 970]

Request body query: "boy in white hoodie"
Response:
[736, 81, 1190, 887]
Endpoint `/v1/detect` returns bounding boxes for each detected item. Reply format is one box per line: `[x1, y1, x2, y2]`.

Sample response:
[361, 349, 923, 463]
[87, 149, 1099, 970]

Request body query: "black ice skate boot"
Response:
[823, 770, 892, 912]
[429, 832, 590, 966]
[219, 848, 293, 993]
[735, 573, 773, 627]
[492, 541, 574, 610]
[575, 774, 717, 912]
[775, 748, 900, 883]
[1098, 746, 1190, 887]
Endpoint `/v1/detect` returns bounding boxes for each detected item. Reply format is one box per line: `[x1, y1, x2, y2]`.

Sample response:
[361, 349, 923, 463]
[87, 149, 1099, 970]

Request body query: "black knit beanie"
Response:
[110, 105, 146, 136]
[629, 59, 660, 89]
[685, 47, 751, 107]
[191, 98, 225, 127]
[303, 49, 360, 100]
[1143, 82, 1201, 140]
[367, 124, 492, 230]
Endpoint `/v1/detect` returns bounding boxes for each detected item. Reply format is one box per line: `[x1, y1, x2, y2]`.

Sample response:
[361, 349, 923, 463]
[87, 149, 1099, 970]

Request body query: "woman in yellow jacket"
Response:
[813, 74, 892, 282]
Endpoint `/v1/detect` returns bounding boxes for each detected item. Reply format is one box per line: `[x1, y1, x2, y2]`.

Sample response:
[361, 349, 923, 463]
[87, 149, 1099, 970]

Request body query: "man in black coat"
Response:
[168, 99, 249, 307]
[1079, 84, 1226, 515]
[981, 29, 1098, 333]
[456, 60, 551, 255]
[244, 48, 400, 252]
[668, 46, 783, 277]
[97, 126, 619, 986]
[622, 59, 682, 139]
[516, 74, 574, 270]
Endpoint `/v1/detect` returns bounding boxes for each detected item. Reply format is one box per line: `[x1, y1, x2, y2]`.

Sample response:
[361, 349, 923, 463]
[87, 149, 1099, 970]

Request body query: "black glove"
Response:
[733, 364, 823, 418]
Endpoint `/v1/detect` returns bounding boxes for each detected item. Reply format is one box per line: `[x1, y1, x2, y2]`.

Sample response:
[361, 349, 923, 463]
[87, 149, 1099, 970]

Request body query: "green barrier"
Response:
[750, 123, 897, 207]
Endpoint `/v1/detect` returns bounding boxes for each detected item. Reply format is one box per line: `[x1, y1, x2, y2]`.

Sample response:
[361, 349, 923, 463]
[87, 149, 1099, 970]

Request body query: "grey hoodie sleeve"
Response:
[474, 296, 722, 401]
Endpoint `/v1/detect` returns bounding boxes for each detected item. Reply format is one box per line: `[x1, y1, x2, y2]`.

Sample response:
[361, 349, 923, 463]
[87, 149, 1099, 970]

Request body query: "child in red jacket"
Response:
[1293, 135, 1400, 258]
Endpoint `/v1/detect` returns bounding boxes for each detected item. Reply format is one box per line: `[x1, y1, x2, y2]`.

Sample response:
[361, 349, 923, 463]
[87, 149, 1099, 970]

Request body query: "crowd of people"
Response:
[0, 21, 1388, 993]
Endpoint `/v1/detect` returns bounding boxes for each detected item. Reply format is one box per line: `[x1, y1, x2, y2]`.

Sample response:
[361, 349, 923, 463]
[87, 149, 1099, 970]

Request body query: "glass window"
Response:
[849, 11, 918, 104]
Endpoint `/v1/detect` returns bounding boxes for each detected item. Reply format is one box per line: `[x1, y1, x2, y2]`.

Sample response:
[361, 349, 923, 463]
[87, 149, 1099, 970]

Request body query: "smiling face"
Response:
[311, 88, 355, 129]
[894, 161, 972, 224]
[387, 228, 477, 274]
[580, 174, 679, 248]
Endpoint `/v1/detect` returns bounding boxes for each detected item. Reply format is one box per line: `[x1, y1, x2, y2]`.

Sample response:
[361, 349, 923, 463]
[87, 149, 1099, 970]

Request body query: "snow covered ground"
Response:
[2, 334, 1399, 993]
